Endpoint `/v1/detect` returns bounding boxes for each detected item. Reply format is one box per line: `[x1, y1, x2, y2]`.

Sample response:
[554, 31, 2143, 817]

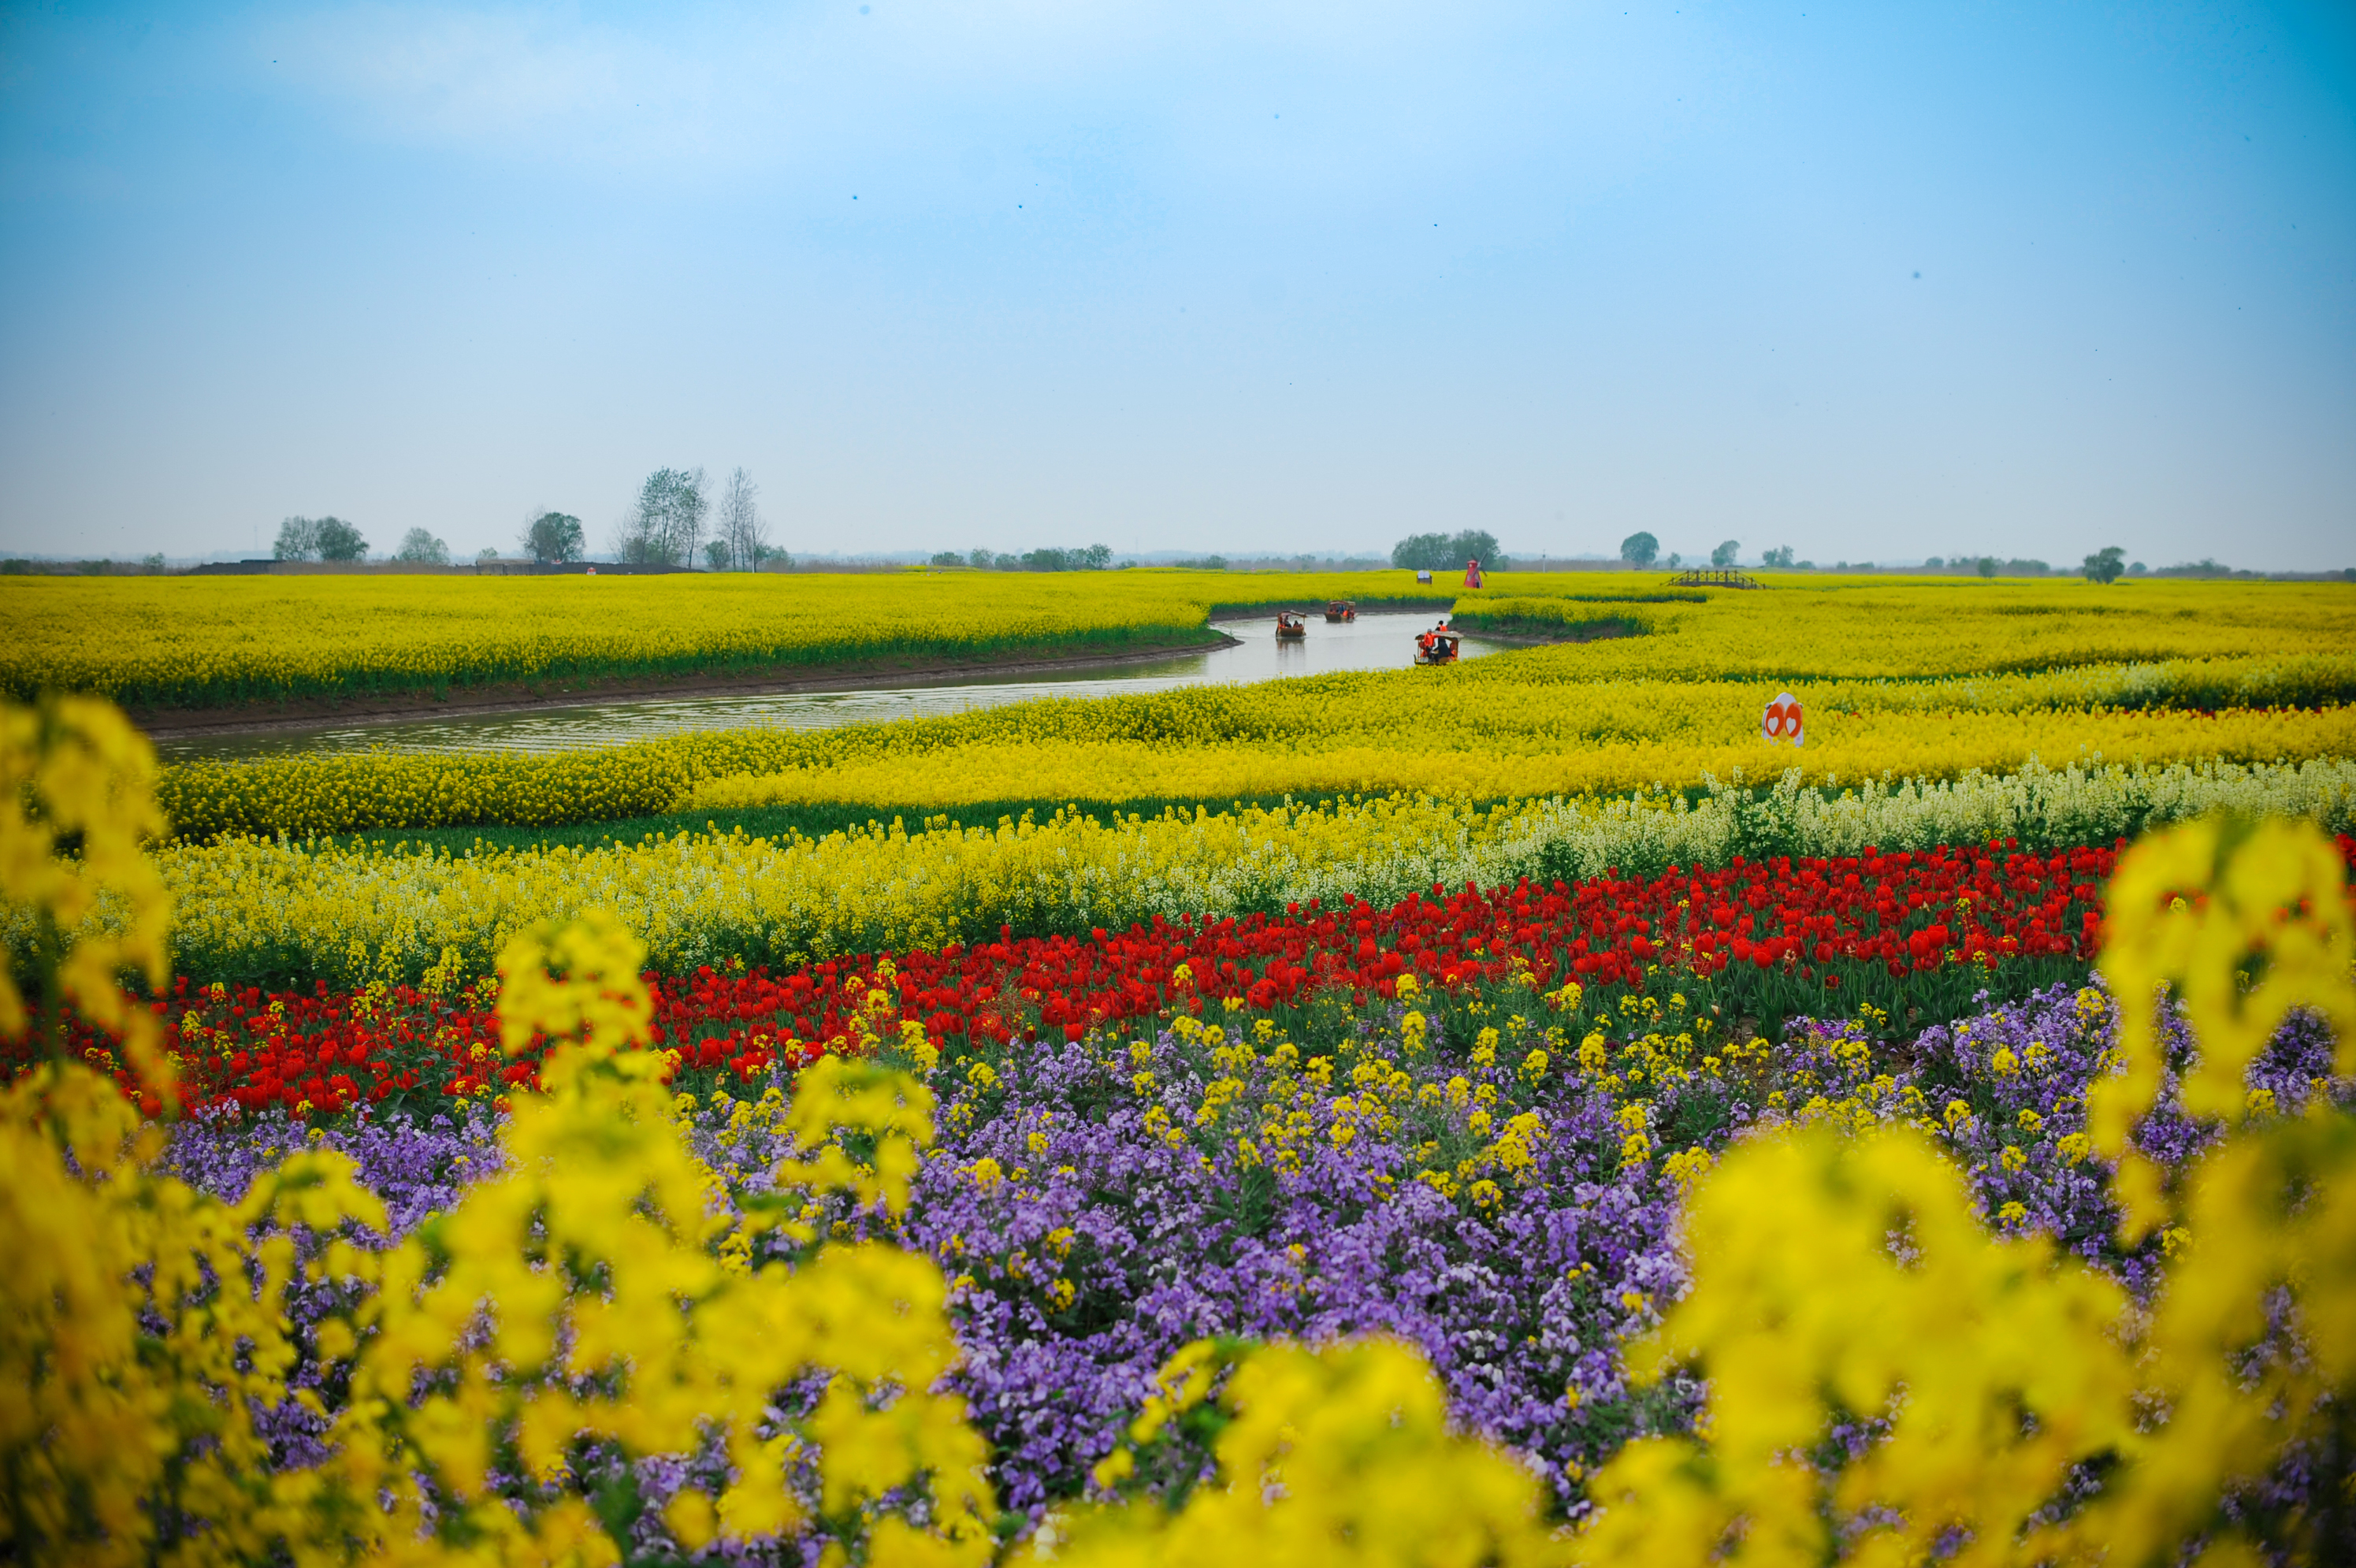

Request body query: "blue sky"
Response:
[2, 0, 2350, 567]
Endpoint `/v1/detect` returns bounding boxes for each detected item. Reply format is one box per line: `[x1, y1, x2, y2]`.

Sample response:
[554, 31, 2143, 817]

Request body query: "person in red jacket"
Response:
[1464, 557, 1483, 588]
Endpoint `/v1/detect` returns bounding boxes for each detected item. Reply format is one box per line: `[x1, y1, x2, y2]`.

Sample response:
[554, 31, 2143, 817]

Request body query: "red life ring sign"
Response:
[1762, 692, 1804, 747]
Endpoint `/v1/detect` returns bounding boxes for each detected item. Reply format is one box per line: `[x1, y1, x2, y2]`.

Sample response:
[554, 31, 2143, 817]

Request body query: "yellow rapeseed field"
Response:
[689, 706, 2356, 814]
[6, 568, 2345, 838]
[161, 658, 2352, 838]
[161, 678, 2356, 838]
[8, 568, 2350, 712]
[1449, 573, 2356, 684]
[0, 568, 1432, 709]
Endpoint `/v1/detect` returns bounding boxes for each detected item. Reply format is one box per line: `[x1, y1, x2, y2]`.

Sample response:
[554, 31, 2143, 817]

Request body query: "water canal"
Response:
[156, 611, 1499, 760]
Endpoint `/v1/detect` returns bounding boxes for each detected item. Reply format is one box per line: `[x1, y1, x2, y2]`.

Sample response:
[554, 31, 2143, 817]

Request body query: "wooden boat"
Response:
[1413, 626, 1461, 666]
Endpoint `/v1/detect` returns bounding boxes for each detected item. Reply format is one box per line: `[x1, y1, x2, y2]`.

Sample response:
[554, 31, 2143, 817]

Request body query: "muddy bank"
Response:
[134, 630, 1243, 744]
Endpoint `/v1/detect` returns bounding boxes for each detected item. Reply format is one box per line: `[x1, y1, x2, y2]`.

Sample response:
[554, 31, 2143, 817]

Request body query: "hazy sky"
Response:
[2, 1, 2350, 568]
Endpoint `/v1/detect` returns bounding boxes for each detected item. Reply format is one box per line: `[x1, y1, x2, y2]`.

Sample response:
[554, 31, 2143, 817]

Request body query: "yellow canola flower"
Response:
[686, 703, 2356, 818]
[1448, 573, 2356, 686]
[11, 697, 2355, 1567]
[2091, 815, 2356, 1238]
[154, 659, 2356, 838]
[0, 697, 174, 1102]
[4, 709, 999, 1568]
[1578, 1126, 2141, 1568]
[1579, 815, 2356, 1568]
[331, 911, 997, 1565]
[12, 570, 2350, 713]
[112, 573, 2354, 841]
[3, 569, 1369, 709]
[1037, 1338, 1565, 1568]
[1581, 1113, 2356, 1568]
[2, 697, 394, 1567]
[0, 1061, 390, 1568]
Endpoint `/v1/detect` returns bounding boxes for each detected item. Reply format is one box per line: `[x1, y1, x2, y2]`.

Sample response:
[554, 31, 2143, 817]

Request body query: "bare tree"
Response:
[611, 507, 654, 565]
[667, 466, 709, 565]
[273, 516, 321, 560]
[716, 467, 767, 572]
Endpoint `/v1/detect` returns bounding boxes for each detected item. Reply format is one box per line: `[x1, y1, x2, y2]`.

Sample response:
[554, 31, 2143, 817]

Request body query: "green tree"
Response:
[1711, 539, 1740, 568]
[1620, 531, 1659, 567]
[1450, 529, 1502, 569]
[1389, 532, 1451, 570]
[1392, 529, 1505, 571]
[393, 528, 449, 565]
[1760, 545, 1795, 569]
[314, 517, 368, 561]
[2082, 544, 2127, 585]
[618, 468, 707, 566]
[522, 512, 585, 564]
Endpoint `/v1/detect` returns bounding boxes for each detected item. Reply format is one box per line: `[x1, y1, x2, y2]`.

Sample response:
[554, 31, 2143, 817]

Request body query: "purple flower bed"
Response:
[1914, 984, 2346, 1295]
[162, 1102, 506, 1233]
[157, 982, 2347, 1525]
[160, 1104, 506, 1468]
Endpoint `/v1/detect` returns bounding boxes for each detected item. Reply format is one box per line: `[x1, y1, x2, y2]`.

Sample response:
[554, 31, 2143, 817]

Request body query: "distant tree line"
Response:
[273, 516, 369, 562]
[1392, 529, 1507, 571]
[2, 555, 170, 574]
[1218, 554, 1389, 571]
[604, 466, 780, 570]
[1616, 533, 1751, 570]
[931, 545, 1115, 571]
[272, 515, 457, 567]
[1606, 542, 2144, 578]
[1919, 552, 2150, 582]
[1930, 555, 2057, 578]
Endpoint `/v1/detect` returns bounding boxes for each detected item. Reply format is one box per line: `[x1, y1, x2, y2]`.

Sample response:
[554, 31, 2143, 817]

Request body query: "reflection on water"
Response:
[158, 612, 1496, 760]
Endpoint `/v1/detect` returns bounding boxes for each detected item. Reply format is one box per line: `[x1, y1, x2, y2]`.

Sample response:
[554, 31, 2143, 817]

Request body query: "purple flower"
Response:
[146, 976, 2346, 1539]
